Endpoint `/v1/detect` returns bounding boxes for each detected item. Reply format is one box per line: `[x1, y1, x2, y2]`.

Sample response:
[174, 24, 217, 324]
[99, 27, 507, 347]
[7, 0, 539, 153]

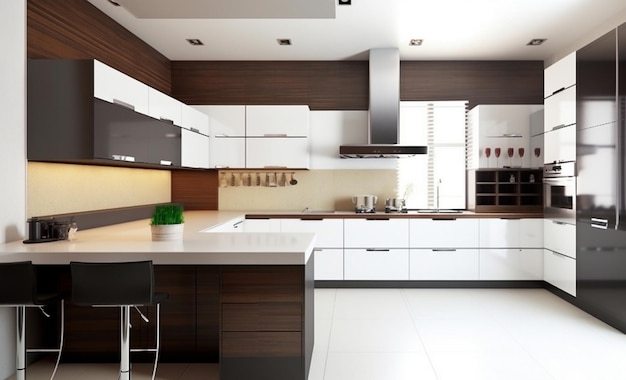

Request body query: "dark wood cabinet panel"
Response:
[27, 0, 171, 95]
[171, 170, 219, 210]
[196, 266, 220, 361]
[222, 303, 302, 331]
[221, 266, 304, 303]
[153, 266, 198, 361]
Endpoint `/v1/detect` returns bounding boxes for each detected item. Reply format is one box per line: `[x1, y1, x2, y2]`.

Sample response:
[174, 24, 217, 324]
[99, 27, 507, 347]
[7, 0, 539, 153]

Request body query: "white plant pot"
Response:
[151, 223, 184, 241]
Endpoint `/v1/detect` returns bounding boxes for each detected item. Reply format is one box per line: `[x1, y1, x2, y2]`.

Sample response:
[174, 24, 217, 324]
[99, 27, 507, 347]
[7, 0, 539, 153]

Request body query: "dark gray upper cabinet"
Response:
[576, 29, 618, 228]
[619, 23, 626, 229]
[576, 29, 617, 131]
[28, 59, 181, 169]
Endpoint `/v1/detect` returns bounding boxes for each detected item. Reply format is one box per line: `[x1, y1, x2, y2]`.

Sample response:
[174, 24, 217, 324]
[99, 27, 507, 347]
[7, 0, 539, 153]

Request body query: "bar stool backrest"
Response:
[70, 261, 155, 306]
[0, 261, 36, 305]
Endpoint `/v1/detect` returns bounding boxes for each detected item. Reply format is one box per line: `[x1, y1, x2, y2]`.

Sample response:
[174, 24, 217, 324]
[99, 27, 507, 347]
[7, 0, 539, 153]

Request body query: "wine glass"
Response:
[494, 147, 501, 167]
[484, 147, 491, 168]
[518, 147, 525, 167]
[507, 148, 514, 167]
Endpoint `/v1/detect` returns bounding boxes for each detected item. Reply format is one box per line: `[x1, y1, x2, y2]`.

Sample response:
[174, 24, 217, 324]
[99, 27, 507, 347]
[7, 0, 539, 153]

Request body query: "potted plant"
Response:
[150, 204, 184, 241]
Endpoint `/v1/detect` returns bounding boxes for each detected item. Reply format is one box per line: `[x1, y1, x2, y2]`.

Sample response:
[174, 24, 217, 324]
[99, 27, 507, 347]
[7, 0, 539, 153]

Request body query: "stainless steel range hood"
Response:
[339, 48, 428, 158]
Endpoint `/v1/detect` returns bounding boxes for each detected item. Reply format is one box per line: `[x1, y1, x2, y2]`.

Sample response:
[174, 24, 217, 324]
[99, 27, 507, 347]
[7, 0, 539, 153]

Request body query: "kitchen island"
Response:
[0, 211, 316, 380]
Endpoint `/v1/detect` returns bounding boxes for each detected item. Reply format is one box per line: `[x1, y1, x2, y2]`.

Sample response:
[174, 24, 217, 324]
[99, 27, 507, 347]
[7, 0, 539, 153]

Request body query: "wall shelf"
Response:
[467, 168, 543, 213]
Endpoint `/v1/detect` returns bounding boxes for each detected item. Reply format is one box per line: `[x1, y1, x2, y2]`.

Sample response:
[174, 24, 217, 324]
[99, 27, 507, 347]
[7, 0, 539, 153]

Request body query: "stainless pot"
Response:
[352, 195, 377, 212]
[385, 198, 406, 212]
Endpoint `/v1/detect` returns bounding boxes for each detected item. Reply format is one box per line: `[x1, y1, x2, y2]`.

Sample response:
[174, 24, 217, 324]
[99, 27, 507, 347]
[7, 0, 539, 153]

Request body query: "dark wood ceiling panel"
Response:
[27, 0, 171, 94]
[401, 61, 544, 108]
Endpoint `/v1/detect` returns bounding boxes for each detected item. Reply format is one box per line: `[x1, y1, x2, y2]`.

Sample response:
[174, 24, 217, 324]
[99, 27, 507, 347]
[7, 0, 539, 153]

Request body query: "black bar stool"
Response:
[70, 260, 167, 380]
[0, 261, 64, 380]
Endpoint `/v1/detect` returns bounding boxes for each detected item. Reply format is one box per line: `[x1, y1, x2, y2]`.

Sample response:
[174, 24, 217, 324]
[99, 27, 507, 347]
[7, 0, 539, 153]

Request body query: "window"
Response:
[398, 101, 468, 209]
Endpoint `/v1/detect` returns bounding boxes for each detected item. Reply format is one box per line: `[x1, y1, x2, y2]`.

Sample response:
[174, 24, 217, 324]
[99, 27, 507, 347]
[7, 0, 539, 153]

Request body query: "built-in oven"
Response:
[544, 161, 576, 225]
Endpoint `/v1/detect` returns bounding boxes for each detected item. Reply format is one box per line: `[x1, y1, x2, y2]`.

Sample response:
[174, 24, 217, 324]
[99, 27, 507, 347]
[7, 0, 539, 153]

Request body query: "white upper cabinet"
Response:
[467, 104, 542, 169]
[543, 124, 576, 164]
[148, 88, 182, 126]
[181, 129, 209, 169]
[210, 137, 245, 168]
[544, 86, 576, 133]
[246, 137, 309, 169]
[182, 106, 209, 135]
[197, 105, 246, 137]
[93, 60, 150, 115]
[246, 105, 310, 136]
[544, 51, 576, 98]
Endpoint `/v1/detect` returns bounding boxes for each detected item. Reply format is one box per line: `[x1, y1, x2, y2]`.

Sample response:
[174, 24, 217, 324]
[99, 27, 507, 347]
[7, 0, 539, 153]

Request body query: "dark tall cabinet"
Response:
[576, 23, 626, 333]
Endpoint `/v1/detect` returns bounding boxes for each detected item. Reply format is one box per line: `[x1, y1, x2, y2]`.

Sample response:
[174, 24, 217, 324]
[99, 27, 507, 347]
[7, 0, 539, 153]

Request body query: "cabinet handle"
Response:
[263, 166, 288, 169]
[551, 87, 566, 96]
[159, 160, 172, 166]
[300, 218, 324, 221]
[499, 218, 521, 220]
[548, 249, 569, 259]
[190, 127, 200, 133]
[591, 218, 608, 229]
[232, 221, 243, 229]
[366, 218, 390, 221]
[112, 98, 135, 110]
[160, 117, 174, 124]
[263, 133, 288, 137]
[432, 248, 457, 252]
[552, 220, 567, 225]
[432, 218, 456, 221]
[551, 124, 567, 131]
[366, 248, 390, 252]
[111, 154, 135, 162]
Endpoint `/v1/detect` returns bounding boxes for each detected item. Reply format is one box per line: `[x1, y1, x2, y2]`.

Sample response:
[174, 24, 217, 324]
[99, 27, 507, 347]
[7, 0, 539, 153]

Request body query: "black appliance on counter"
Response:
[24, 217, 70, 244]
[575, 22, 626, 333]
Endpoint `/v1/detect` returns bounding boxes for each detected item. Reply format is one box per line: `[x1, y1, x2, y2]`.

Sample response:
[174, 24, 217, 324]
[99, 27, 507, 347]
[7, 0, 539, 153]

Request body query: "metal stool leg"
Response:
[16, 306, 26, 380]
[151, 303, 161, 380]
[120, 306, 131, 380]
[49, 299, 64, 380]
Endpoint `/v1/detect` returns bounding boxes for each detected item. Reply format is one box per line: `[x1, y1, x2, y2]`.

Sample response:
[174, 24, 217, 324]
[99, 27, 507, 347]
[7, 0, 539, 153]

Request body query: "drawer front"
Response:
[280, 219, 343, 248]
[344, 219, 409, 248]
[479, 219, 519, 248]
[544, 219, 576, 258]
[222, 303, 301, 331]
[479, 249, 544, 280]
[221, 266, 303, 303]
[314, 248, 344, 280]
[544, 249, 576, 296]
[344, 248, 409, 280]
[409, 249, 479, 280]
[409, 219, 479, 248]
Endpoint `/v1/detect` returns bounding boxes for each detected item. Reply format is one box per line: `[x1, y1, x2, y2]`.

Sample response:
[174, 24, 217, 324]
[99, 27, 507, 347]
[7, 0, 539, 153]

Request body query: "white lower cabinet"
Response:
[409, 219, 479, 248]
[544, 219, 576, 258]
[344, 219, 409, 248]
[479, 249, 543, 280]
[280, 218, 344, 280]
[314, 248, 344, 280]
[344, 249, 409, 280]
[409, 249, 479, 280]
[544, 249, 576, 296]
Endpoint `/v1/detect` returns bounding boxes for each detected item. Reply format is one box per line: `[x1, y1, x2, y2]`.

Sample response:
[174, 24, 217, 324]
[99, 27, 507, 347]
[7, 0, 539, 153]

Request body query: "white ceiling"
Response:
[88, 0, 626, 62]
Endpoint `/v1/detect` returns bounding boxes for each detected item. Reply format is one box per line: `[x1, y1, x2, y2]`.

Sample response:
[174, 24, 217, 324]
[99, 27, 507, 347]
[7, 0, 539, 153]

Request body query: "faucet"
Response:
[436, 179, 442, 212]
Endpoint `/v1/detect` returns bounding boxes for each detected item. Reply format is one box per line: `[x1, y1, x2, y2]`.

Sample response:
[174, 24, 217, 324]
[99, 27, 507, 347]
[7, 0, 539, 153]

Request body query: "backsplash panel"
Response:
[27, 162, 170, 217]
[218, 169, 399, 212]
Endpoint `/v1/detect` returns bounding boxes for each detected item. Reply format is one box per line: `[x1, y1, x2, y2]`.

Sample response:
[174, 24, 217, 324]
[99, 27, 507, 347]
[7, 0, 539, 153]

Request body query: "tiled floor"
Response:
[12, 288, 626, 380]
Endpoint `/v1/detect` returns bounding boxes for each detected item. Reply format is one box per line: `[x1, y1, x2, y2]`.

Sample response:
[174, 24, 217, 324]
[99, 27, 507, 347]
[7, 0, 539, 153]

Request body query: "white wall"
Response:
[0, 0, 26, 378]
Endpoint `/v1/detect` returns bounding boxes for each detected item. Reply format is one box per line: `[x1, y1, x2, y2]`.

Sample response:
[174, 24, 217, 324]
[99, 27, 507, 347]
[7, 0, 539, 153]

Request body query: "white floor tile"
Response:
[19, 288, 626, 380]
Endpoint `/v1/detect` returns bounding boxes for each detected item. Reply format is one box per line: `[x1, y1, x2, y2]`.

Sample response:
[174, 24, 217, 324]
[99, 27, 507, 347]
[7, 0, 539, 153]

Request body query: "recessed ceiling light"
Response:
[409, 39, 423, 46]
[338, 0, 351, 5]
[186, 39, 204, 46]
[277, 38, 292, 46]
[107, 0, 120, 6]
[527, 39, 547, 46]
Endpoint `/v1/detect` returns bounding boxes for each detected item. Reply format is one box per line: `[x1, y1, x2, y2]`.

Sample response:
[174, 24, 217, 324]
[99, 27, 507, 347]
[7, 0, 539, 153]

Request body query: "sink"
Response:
[413, 209, 467, 214]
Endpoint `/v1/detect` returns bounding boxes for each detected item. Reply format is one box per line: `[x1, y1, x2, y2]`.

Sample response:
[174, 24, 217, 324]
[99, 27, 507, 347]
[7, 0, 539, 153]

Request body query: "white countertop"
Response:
[0, 211, 315, 265]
